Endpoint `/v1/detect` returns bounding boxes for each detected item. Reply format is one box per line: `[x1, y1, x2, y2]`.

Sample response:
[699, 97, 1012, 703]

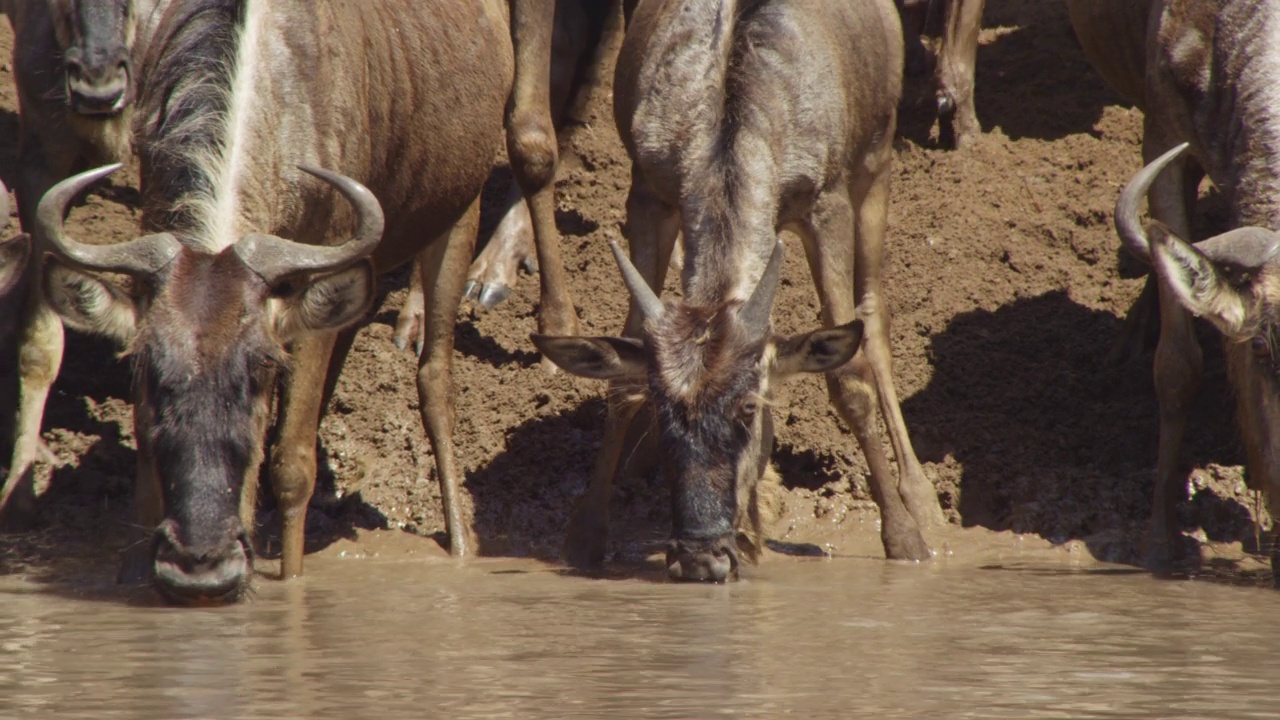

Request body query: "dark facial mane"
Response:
[132, 254, 282, 537]
[134, 0, 245, 234]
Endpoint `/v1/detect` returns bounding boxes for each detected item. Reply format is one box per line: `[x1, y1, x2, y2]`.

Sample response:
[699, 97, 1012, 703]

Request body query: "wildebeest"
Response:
[37, 0, 512, 603]
[392, 0, 628, 353]
[534, 0, 944, 580]
[1076, 0, 1280, 578]
[0, 0, 157, 524]
[897, 0, 985, 149]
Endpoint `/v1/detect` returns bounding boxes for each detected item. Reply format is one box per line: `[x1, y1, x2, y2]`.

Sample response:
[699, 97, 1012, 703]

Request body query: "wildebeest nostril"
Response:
[152, 523, 251, 605]
[667, 538, 739, 583]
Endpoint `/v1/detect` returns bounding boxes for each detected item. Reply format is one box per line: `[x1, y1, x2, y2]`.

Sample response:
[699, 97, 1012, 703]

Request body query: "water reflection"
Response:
[1, 556, 1278, 719]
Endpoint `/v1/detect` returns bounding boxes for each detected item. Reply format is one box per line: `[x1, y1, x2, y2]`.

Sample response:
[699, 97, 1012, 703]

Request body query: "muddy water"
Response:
[1, 552, 1277, 719]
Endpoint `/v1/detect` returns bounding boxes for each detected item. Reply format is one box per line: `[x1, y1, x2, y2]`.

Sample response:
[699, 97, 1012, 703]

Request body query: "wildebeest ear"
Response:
[530, 334, 647, 380]
[0, 233, 31, 296]
[773, 320, 863, 376]
[1149, 224, 1250, 336]
[42, 256, 138, 345]
[273, 260, 375, 339]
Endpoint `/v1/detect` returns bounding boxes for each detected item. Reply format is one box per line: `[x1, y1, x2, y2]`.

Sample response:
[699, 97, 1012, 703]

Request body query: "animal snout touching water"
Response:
[666, 535, 739, 583]
[151, 518, 253, 605]
[38, 160, 386, 603]
[534, 0, 940, 580]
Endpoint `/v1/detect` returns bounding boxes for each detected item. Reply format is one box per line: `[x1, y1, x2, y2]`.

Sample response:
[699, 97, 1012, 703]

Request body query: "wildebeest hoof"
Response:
[562, 514, 608, 570]
[392, 313, 423, 354]
[392, 288, 424, 355]
[883, 527, 932, 561]
[1142, 533, 1197, 574]
[936, 91, 956, 119]
[476, 282, 511, 309]
[117, 544, 155, 586]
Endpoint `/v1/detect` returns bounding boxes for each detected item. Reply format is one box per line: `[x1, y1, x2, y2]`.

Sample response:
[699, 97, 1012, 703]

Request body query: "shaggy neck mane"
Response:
[136, 0, 263, 251]
[680, 0, 780, 305]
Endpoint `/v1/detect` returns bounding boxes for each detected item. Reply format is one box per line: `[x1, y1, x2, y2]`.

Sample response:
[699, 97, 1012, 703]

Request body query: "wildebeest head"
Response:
[1118, 143, 1280, 499]
[37, 164, 382, 605]
[534, 242, 862, 582]
[48, 0, 139, 116]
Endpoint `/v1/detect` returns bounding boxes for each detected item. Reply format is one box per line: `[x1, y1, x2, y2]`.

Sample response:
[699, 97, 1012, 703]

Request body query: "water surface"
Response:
[1, 551, 1277, 719]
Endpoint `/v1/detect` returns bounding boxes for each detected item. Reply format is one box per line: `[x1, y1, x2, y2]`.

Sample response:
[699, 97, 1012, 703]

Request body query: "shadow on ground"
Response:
[902, 290, 1255, 561]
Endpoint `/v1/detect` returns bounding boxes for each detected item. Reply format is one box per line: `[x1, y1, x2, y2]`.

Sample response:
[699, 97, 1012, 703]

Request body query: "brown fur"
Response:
[1081, 0, 1280, 576]
[650, 302, 760, 411]
[39, 0, 513, 597]
[553, 0, 943, 576]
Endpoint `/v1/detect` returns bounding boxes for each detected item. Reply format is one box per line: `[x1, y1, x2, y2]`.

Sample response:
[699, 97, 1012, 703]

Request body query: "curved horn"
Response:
[1114, 142, 1190, 264]
[737, 240, 784, 335]
[234, 165, 384, 284]
[610, 240, 664, 323]
[1193, 226, 1280, 268]
[37, 164, 181, 275]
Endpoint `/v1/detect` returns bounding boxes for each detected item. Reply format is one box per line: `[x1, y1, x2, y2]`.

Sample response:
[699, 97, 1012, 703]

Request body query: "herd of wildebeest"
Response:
[0, 0, 1275, 605]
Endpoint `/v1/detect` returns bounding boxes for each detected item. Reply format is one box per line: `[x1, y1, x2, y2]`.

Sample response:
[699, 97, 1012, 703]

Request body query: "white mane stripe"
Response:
[192, 0, 264, 252]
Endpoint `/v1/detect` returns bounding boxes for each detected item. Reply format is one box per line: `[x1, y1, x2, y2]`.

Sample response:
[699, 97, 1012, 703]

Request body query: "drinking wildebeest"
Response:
[0, 0, 159, 526]
[1076, 0, 1280, 579]
[37, 0, 511, 604]
[534, 0, 945, 581]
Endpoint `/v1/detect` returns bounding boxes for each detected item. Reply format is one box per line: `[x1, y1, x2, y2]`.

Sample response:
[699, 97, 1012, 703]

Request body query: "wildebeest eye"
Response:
[740, 399, 760, 419]
[1252, 336, 1271, 358]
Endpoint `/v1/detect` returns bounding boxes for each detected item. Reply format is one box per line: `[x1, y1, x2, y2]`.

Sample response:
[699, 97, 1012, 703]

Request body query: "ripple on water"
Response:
[1, 557, 1278, 719]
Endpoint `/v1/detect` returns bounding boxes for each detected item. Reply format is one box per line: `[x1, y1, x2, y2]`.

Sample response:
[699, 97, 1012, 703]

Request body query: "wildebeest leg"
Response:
[1107, 161, 1204, 367]
[0, 296, 60, 529]
[562, 173, 679, 569]
[269, 332, 339, 578]
[118, 405, 164, 584]
[897, 0, 931, 77]
[0, 154, 73, 529]
[461, 183, 538, 311]
[796, 185, 931, 561]
[853, 160, 945, 529]
[460, 0, 595, 312]
[396, 1, 608, 348]
[509, 0, 581, 345]
[1142, 133, 1199, 570]
[418, 200, 481, 557]
[935, 0, 984, 149]
[392, 258, 425, 355]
